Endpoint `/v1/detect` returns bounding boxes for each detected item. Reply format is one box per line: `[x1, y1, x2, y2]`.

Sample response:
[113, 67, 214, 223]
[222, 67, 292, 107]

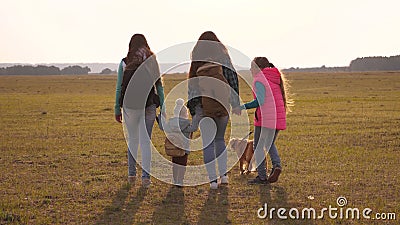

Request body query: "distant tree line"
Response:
[2, 55, 399, 75]
[100, 68, 116, 75]
[283, 55, 400, 73]
[349, 55, 400, 71]
[0, 65, 91, 75]
[283, 66, 348, 73]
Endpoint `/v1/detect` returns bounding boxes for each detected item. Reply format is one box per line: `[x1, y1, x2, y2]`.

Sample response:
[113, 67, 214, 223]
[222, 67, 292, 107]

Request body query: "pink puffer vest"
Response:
[253, 67, 286, 130]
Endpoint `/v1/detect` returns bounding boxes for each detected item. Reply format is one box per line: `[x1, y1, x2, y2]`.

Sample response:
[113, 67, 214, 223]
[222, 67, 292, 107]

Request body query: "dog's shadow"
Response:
[197, 186, 230, 225]
[259, 185, 316, 225]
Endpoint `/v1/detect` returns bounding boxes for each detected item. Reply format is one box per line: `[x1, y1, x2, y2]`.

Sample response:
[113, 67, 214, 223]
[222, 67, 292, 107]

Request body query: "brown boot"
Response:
[268, 166, 282, 183]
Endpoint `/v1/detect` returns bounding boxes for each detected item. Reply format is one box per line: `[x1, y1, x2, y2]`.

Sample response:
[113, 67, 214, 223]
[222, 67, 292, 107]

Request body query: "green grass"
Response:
[0, 72, 399, 224]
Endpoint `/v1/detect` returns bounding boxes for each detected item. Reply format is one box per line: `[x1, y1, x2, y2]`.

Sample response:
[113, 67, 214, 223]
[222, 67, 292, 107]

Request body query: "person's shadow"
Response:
[151, 186, 187, 224]
[258, 185, 316, 225]
[197, 186, 230, 225]
[94, 183, 147, 225]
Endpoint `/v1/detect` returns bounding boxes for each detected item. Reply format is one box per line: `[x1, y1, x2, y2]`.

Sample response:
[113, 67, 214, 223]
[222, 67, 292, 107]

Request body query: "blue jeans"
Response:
[253, 126, 281, 180]
[198, 107, 229, 182]
[123, 105, 156, 179]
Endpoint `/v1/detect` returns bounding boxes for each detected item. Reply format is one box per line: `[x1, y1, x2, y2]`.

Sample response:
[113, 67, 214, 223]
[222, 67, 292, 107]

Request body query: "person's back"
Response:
[164, 117, 192, 149]
[114, 34, 164, 188]
[196, 62, 230, 118]
[253, 66, 286, 130]
[187, 31, 241, 189]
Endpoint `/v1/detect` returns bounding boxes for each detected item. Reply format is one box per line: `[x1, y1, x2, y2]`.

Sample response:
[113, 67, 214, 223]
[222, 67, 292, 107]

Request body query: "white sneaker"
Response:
[173, 179, 183, 187]
[210, 182, 218, 190]
[220, 175, 229, 185]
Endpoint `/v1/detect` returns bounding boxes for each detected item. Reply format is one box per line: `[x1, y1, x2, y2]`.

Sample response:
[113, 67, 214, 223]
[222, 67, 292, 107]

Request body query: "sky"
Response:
[1, 0, 399, 68]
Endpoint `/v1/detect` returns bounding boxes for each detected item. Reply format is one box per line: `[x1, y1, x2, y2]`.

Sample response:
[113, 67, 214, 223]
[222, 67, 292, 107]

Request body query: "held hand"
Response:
[160, 105, 167, 118]
[232, 107, 242, 116]
[161, 110, 167, 119]
[156, 111, 167, 126]
[115, 114, 122, 123]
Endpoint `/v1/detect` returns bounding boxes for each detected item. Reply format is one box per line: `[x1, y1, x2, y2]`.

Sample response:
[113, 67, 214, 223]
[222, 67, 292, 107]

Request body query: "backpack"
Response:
[119, 60, 160, 109]
[196, 63, 230, 117]
[164, 132, 187, 157]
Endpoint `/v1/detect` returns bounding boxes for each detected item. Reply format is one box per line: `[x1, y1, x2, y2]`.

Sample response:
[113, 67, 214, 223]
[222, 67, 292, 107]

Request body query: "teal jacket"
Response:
[114, 59, 165, 115]
[241, 82, 265, 109]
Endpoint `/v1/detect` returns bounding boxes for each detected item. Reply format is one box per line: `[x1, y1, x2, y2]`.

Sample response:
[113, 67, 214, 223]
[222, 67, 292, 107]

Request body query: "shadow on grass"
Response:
[197, 186, 230, 225]
[151, 186, 188, 224]
[94, 183, 147, 225]
[258, 185, 316, 225]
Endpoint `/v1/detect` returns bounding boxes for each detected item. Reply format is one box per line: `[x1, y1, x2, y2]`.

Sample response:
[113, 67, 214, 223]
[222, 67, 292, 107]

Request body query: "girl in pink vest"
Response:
[241, 57, 290, 184]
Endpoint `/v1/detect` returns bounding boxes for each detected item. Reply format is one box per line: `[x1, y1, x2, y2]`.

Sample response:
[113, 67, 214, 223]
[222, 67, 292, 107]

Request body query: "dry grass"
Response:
[0, 72, 399, 224]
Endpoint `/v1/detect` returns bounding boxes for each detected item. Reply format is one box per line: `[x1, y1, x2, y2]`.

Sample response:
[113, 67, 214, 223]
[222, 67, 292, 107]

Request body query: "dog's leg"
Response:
[249, 156, 257, 172]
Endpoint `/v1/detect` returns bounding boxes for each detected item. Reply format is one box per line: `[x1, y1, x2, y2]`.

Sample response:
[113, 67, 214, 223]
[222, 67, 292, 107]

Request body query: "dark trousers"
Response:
[172, 154, 188, 185]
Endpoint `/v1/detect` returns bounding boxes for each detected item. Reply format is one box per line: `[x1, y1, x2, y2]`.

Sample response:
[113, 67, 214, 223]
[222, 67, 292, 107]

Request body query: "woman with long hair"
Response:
[114, 34, 164, 188]
[187, 31, 241, 189]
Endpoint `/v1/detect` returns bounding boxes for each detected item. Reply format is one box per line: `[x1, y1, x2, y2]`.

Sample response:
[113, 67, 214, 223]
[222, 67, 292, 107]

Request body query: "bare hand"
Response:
[232, 107, 242, 116]
[115, 114, 122, 123]
[161, 110, 167, 119]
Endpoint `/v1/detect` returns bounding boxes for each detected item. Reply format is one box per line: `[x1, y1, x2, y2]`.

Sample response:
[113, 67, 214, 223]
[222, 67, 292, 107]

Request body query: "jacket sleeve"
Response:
[187, 72, 201, 115]
[222, 61, 240, 108]
[114, 60, 124, 115]
[241, 82, 265, 109]
[147, 55, 164, 109]
[156, 81, 165, 108]
[158, 115, 173, 133]
[158, 115, 164, 131]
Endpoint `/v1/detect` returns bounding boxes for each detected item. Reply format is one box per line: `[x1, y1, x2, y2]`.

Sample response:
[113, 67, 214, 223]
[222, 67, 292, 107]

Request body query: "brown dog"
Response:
[229, 138, 267, 174]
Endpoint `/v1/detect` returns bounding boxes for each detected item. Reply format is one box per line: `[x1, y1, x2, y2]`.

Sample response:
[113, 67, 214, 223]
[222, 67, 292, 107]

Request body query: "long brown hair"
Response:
[125, 34, 162, 86]
[125, 34, 154, 68]
[252, 57, 293, 112]
[189, 31, 230, 78]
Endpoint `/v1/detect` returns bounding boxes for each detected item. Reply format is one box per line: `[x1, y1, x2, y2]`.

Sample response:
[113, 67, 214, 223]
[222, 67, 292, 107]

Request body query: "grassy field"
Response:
[0, 72, 399, 224]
